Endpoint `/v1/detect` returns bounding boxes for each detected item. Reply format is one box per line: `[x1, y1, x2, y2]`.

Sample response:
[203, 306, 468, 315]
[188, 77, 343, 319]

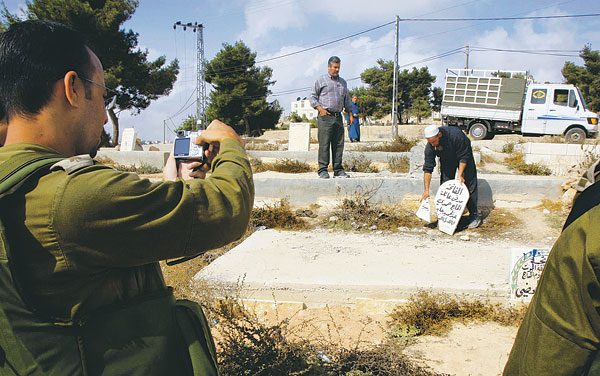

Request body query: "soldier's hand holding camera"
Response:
[164, 120, 243, 181]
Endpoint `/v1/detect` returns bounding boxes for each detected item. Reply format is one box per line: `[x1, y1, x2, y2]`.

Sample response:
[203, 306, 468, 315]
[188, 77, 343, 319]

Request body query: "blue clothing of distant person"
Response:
[347, 95, 360, 142]
[309, 56, 352, 179]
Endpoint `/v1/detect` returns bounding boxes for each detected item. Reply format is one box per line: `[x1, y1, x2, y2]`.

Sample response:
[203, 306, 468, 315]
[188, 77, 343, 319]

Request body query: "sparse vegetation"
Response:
[189, 280, 446, 376]
[95, 157, 162, 174]
[389, 290, 528, 337]
[504, 152, 552, 175]
[540, 199, 567, 229]
[245, 141, 280, 151]
[327, 195, 422, 232]
[252, 199, 309, 230]
[501, 140, 523, 154]
[358, 136, 418, 152]
[343, 155, 379, 173]
[251, 158, 312, 173]
[387, 155, 410, 173]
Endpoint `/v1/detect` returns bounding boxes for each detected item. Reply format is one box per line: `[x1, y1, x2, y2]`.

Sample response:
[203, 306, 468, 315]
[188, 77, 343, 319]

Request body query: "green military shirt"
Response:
[503, 188, 600, 374]
[0, 138, 253, 321]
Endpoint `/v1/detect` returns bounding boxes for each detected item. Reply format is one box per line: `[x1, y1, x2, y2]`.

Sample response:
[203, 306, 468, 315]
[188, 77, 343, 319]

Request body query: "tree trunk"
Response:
[244, 116, 250, 136]
[108, 108, 119, 146]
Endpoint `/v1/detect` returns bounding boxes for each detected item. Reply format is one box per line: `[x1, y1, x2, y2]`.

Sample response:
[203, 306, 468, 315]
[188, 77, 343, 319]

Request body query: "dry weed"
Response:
[251, 158, 312, 173]
[252, 199, 309, 230]
[387, 155, 410, 173]
[389, 290, 528, 337]
[358, 136, 418, 153]
[343, 155, 379, 173]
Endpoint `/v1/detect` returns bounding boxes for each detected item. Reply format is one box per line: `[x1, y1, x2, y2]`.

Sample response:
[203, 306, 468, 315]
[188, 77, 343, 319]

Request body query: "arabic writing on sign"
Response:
[510, 248, 550, 301]
[434, 180, 469, 235]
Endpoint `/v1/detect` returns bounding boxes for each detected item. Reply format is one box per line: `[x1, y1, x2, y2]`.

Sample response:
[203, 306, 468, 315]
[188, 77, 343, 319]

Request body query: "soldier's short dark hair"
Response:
[0, 20, 93, 120]
[328, 56, 341, 66]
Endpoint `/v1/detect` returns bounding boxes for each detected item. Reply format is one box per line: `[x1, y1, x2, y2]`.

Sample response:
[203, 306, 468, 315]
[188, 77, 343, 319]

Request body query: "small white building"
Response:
[291, 97, 318, 120]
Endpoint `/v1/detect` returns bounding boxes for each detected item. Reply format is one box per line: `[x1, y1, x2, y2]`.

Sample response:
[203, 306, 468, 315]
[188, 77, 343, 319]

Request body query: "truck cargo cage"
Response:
[443, 69, 529, 112]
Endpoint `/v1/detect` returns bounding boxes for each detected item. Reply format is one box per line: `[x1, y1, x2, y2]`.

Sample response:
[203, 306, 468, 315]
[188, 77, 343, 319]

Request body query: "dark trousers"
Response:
[440, 160, 478, 218]
[317, 113, 345, 174]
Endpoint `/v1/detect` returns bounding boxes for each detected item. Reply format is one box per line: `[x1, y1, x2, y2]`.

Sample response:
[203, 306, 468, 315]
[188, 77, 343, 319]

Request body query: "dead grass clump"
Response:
[343, 155, 379, 173]
[358, 136, 418, 152]
[389, 291, 528, 337]
[204, 291, 445, 376]
[251, 158, 312, 173]
[501, 140, 523, 154]
[539, 198, 567, 229]
[504, 153, 552, 175]
[473, 208, 520, 236]
[329, 196, 422, 232]
[252, 199, 309, 230]
[246, 142, 279, 151]
[95, 156, 162, 174]
[387, 155, 410, 173]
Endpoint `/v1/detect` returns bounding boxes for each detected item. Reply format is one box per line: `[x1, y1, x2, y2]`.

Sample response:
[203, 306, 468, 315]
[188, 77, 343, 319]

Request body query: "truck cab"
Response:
[441, 69, 599, 142]
[522, 84, 598, 142]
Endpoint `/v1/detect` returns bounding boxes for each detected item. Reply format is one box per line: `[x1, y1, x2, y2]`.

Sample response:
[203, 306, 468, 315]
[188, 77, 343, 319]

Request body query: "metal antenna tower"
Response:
[173, 21, 207, 130]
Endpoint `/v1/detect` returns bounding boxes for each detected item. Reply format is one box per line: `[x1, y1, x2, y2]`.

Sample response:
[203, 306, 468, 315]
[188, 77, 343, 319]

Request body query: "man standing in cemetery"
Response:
[309, 56, 352, 179]
[420, 125, 481, 228]
[347, 95, 360, 142]
[0, 20, 253, 375]
[503, 165, 600, 374]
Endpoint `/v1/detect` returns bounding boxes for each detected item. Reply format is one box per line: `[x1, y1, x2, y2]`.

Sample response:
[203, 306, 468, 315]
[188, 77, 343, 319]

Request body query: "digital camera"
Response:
[174, 130, 205, 160]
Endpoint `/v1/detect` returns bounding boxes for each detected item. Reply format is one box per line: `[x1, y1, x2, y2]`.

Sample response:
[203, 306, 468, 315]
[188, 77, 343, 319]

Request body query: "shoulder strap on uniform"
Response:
[563, 178, 600, 231]
[0, 155, 65, 197]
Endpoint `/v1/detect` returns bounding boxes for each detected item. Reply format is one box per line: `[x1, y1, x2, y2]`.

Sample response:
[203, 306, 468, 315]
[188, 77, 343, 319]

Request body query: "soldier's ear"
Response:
[63, 71, 83, 108]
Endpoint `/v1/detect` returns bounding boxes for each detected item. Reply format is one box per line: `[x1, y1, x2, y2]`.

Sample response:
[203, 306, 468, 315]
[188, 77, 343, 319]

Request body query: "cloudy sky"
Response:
[4, 0, 600, 142]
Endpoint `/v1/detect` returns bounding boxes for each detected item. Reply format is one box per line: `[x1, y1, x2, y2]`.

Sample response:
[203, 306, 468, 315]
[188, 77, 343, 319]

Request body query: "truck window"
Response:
[553, 89, 569, 106]
[531, 89, 546, 104]
[568, 89, 578, 108]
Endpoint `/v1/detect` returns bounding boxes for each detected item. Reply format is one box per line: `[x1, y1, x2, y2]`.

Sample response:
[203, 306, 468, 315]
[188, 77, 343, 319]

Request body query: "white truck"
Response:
[440, 69, 599, 142]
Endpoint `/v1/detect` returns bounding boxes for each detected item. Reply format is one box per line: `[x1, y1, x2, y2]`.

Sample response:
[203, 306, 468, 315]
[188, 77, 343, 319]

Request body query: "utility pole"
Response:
[173, 21, 207, 131]
[465, 44, 470, 70]
[391, 15, 399, 138]
[163, 120, 166, 143]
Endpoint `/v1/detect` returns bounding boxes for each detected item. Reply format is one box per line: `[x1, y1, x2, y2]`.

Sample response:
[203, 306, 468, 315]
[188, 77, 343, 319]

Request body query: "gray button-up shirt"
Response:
[309, 74, 352, 113]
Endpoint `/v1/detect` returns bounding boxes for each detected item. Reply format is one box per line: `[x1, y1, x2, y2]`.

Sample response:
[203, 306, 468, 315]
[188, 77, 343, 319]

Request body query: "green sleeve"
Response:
[504, 208, 600, 375]
[53, 138, 254, 269]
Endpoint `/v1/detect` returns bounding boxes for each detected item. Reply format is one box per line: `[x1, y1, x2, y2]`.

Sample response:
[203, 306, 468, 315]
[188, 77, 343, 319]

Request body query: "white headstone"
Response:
[509, 248, 550, 302]
[288, 123, 311, 152]
[121, 128, 137, 152]
[415, 198, 431, 223]
[434, 179, 469, 235]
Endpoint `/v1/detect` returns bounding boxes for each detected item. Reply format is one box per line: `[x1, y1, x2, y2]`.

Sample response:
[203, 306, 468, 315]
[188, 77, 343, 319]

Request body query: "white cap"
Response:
[424, 125, 439, 138]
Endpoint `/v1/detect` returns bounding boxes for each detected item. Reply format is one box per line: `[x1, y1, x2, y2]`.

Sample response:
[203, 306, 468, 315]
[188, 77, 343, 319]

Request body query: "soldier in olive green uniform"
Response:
[504, 161, 600, 375]
[0, 21, 253, 375]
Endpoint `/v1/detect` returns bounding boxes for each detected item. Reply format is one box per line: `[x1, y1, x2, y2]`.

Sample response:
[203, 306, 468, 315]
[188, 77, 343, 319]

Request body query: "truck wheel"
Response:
[469, 123, 488, 140]
[565, 128, 586, 144]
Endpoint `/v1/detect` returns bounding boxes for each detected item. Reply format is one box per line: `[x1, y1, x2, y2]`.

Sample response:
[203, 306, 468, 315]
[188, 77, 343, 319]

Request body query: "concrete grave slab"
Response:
[121, 128, 137, 152]
[194, 229, 552, 309]
[288, 123, 311, 152]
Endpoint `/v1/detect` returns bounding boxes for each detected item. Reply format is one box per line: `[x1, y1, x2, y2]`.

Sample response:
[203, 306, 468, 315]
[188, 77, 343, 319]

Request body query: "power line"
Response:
[470, 46, 580, 57]
[255, 21, 395, 64]
[399, 13, 600, 22]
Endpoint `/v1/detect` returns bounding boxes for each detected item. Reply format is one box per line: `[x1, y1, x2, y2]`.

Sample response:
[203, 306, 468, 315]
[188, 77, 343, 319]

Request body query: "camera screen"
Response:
[174, 138, 190, 156]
